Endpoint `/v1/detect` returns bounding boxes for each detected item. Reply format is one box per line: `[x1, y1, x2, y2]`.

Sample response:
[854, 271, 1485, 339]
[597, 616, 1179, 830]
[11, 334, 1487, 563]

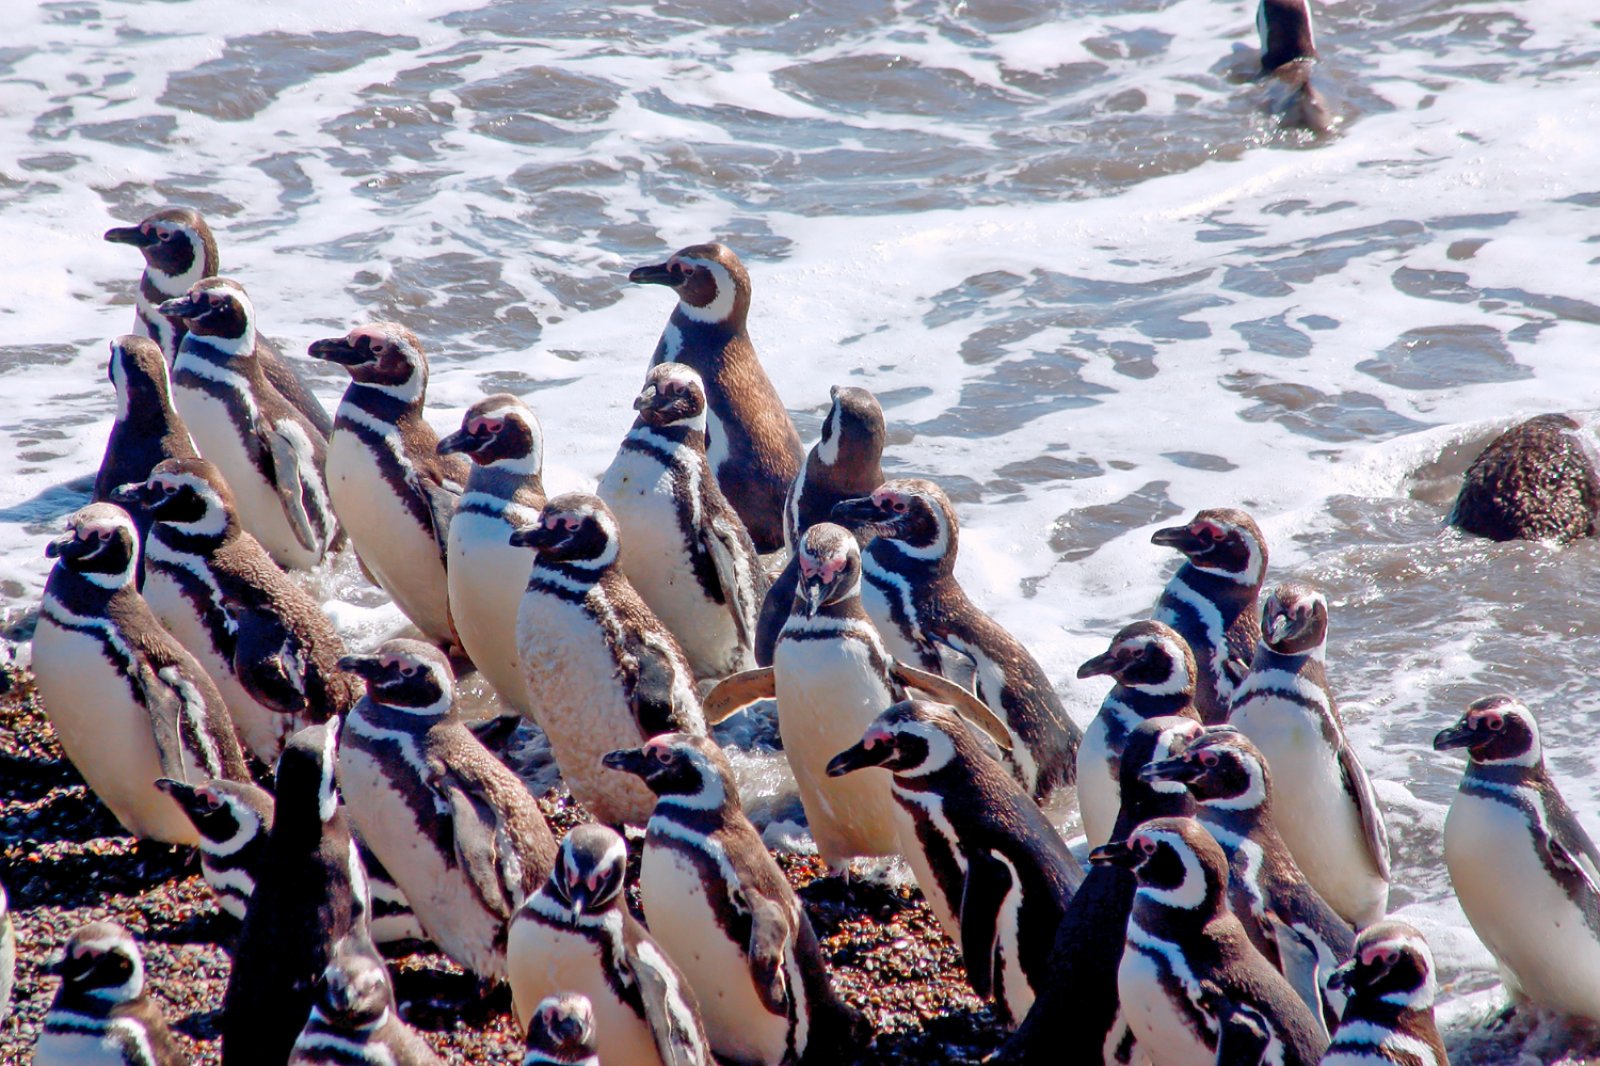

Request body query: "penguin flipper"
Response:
[704, 513, 767, 652]
[263, 423, 319, 554]
[958, 850, 1013, 1003]
[625, 634, 693, 737]
[1269, 920, 1329, 1044]
[703, 668, 776, 725]
[891, 661, 1013, 752]
[427, 758, 515, 918]
[631, 940, 713, 1066]
[415, 474, 461, 569]
[745, 896, 792, 1016]
[1336, 740, 1392, 881]
[230, 604, 309, 716]
[133, 661, 192, 781]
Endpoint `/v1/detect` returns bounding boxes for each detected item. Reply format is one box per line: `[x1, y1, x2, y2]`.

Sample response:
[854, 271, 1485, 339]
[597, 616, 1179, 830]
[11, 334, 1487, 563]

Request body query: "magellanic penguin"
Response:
[598, 362, 769, 680]
[995, 716, 1203, 1066]
[603, 733, 866, 1065]
[1321, 921, 1449, 1066]
[1150, 508, 1268, 725]
[522, 993, 600, 1066]
[703, 522, 1014, 873]
[94, 335, 198, 506]
[310, 323, 470, 661]
[831, 479, 1083, 801]
[337, 639, 557, 982]
[1256, 0, 1330, 135]
[509, 492, 708, 827]
[1434, 696, 1600, 1022]
[755, 384, 887, 665]
[438, 394, 546, 712]
[288, 935, 442, 1066]
[34, 922, 186, 1066]
[113, 458, 356, 764]
[223, 721, 370, 1066]
[33, 503, 251, 845]
[1075, 620, 1202, 849]
[1449, 413, 1600, 544]
[828, 700, 1083, 1028]
[1229, 582, 1390, 929]
[1091, 816, 1328, 1066]
[104, 206, 333, 435]
[1141, 727, 1354, 1032]
[162, 277, 337, 571]
[628, 242, 802, 552]
[507, 824, 714, 1066]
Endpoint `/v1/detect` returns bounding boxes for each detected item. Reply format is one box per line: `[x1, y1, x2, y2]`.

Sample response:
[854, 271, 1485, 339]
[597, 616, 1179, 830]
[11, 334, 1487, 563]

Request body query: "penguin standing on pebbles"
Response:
[33, 503, 251, 845]
[1449, 413, 1600, 544]
[1321, 921, 1449, 1066]
[94, 335, 197, 506]
[629, 242, 802, 552]
[288, 937, 442, 1066]
[521, 993, 600, 1066]
[34, 922, 186, 1066]
[599, 362, 769, 680]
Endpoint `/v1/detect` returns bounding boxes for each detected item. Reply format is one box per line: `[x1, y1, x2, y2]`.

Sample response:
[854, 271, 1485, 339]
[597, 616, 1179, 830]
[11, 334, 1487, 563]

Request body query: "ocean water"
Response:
[4, 0, 1600, 1057]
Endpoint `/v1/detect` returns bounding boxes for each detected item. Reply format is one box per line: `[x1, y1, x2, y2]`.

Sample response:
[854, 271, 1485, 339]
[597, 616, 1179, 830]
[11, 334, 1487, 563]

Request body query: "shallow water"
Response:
[5, 0, 1600, 1055]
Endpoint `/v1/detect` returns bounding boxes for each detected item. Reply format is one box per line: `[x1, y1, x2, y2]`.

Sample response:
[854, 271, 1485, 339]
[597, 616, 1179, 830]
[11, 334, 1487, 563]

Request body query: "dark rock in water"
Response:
[1449, 414, 1599, 544]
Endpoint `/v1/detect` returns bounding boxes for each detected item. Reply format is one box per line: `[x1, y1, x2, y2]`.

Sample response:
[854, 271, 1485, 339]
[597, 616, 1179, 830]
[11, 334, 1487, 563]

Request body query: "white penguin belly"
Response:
[326, 430, 453, 647]
[338, 745, 506, 979]
[1445, 792, 1600, 1021]
[507, 917, 664, 1066]
[516, 592, 656, 826]
[1118, 942, 1213, 1066]
[774, 636, 901, 867]
[640, 843, 790, 1065]
[448, 511, 533, 713]
[1076, 716, 1120, 849]
[32, 616, 198, 846]
[33, 1024, 133, 1066]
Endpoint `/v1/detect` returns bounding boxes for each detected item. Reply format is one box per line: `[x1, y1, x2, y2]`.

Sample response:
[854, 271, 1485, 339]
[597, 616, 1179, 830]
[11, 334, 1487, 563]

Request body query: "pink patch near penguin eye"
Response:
[1196, 522, 1223, 540]
[1138, 837, 1157, 855]
[1199, 751, 1219, 767]
[564, 517, 581, 532]
[484, 419, 503, 434]
[1484, 713, 1504, 731]
[799, 556, 819, 579]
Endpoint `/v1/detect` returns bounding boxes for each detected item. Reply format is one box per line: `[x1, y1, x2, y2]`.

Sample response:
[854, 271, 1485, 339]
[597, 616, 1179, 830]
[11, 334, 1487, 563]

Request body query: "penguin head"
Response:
[275, 720, 343, 830]
[1089, 816, 1226, 915]
[1258, 0, 1317, 73]
[52, 922, 145, 1005]
[631, 363, 707, 431]
[47, 503, 140, 589]
[832, 478, 957, 565]
[308, 323, 427, 402]
[628, 242, 750, 326]
[106, 335, 172, 421]
[1328, 921, 1438, 1010]
[155, 777, 271, 849]
[602, 733, 733, 809]
[816, 386, 888, 474]
[104, 206, 215, 281]
[1260, 581, 1328, 656]
[1119, 717, 1204, 815]
[548, 824, 627, 918]
[438, 394, 543, 475]
[339, 639, 454, 719]
[525, 992, 598, 1058]
[113, 457, 234, 536]
[1140, 726, 1272, 811]
[158, 276, 254, 342]
[510, 493, 621, 570]
[827, 700, 962, 779]
[1432, 695, 1542, 768]
[313, 935, 395, 1028]
[793, 522, 862, 617]
[1150, 508, 1267, 586]
[1077, 620, 1196, 697]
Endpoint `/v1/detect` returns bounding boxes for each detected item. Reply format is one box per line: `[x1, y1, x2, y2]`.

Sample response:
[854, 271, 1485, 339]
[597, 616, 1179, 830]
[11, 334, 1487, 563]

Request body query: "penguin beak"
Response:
[1432, 718, 1477, 752]
[157, 293, 205, 320]
[1326, 959, 1357, 994]
[628, 260, 678, 287]
[436, 428, 483, 457]
[508, 524, 568, 553]
[1151, 524, 1205, 554]
[601, 748, 653, 779]
[46, 530, 95, 563]
[1088, 839, 1139, 869]
[338, 654, 392, 685]
[826, 740, 894, 778]
[307, 336, 368, 367]
[109, 480, 157, 512]
[632, 385, 657, 412]
[104, 224, 157, 248]
[1139, 756, 1201, 785]
[830, 496, 890, 531]
[1265, 610, 1295, 645]
[1076, 649, 1121, 680]
[797, 575, 828, 619]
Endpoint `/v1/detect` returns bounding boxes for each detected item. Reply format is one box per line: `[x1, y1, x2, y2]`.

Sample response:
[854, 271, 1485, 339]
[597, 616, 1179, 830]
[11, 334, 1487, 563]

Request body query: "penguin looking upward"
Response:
[288, 935, 442, 1066]
[831, 478, 1083, 801]
[162, 277, 337, 570]
[34, 922, 186, 1066]
[755, 384, 887, 665]
[1321, 921, 1450, 1066]
[104, 205, 333, 435]
[629, 242, 802, 552]
[599, 362, 769, 680]
[94, 335, 198, 506]
[521, 993, 600, 1066]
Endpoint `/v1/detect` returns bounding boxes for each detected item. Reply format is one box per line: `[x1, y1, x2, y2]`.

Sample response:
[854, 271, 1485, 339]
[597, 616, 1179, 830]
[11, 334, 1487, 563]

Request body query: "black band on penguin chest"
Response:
[337, 392, 433, 531]
[619, 434, 724, 603]
[649, 812, 756, 947]
[150, 534, 237, 655]
[347, 715, 450, 842]
[175, 346, 261, 451]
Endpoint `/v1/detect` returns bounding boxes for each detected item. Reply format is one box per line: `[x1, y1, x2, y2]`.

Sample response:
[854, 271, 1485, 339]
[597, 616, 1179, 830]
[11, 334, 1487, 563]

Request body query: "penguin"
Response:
[755, 384, 887, 665]
[1229, 582, 1390, 929]
[33, 502, 251, 845]
[830, 478, 1083, 801]
[1434, 695, 1600, 1022]
[828, 699, 1083, 1028]
[0, 877, 12, 1025]
[310, 323, 469, 660]
[603, 733, 865, 1065]
[1449, 413, 1599, 544]
[1090, 817, 1328, 1066]
[337, 638, 557, 982]
[507, 823, 714, 1066]
[509, 492, 707, 827]
[104, 206, 333, 435]
[521, 993, 600, 1066]
[222, 721, 370, 1066]
[994, 717, 1205, 1066]
[1320, 922, 1449, 1066]
[598, 362, 769, 680]
[288, 935, 442, 1066]
[112, 457, 355, 764]
[629, 242, 802, 552]
[94, 335, 198, 505]
[34, 922, 186, 1066]
[1075, 620, 1202, 849]
[162, 277, 337, 570]
[437, 394, 546, 713]
[1140, 727, 1354, 1032]
[1150, 508, 1268, 725]
[702, 522, 1014, 873]
[1256, 0, 1330, 135]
